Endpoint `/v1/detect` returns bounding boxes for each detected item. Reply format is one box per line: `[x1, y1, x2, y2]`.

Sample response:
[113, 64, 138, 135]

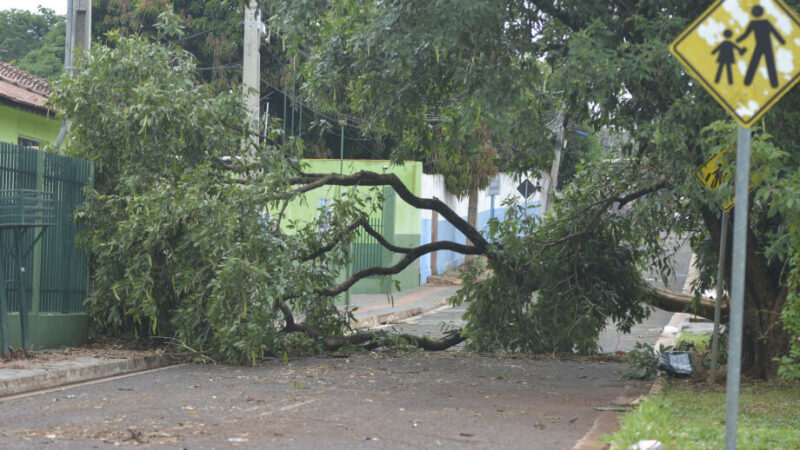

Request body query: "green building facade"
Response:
[0, 104, 59, 147]
[286, 159, 422, 294]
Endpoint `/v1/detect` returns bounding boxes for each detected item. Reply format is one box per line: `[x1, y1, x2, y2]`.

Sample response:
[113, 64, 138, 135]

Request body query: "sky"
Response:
[1, 0, 67, 15]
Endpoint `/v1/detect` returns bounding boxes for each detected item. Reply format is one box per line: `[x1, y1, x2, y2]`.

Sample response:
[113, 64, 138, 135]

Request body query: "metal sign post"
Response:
[709, 211, 728, 383]
[725, 126, 751, 450]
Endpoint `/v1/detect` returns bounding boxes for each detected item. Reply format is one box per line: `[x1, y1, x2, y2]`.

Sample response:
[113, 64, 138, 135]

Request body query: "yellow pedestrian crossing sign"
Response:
[671, 0, 800, 128]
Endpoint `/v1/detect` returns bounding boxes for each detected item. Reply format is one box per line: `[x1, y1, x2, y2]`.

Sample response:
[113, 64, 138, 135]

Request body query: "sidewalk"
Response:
[348, 284, 460, 328]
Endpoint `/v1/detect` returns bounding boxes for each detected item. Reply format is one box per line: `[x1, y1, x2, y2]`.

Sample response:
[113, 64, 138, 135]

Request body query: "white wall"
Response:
[419, 172, 542, 283]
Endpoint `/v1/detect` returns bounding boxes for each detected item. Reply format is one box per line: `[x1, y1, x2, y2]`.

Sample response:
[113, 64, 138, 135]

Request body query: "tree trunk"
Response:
[649, 287, 726, 321]
[702, 206, 791, 379]
[464, 187, 479, 266]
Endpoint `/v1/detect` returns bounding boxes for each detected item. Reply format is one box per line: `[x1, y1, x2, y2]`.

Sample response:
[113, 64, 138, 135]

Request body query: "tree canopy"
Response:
[0, 7, 65, 79]
[47, 2, 800, 378]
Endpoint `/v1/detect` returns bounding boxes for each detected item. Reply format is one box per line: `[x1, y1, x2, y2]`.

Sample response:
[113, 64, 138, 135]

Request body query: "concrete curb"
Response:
[573, 254, 699, 450]
[352, 297, 450, 329]
[0, 355, 171, 398]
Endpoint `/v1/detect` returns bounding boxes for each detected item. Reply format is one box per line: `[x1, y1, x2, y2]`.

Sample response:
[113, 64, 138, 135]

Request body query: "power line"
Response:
[171, 21, 240, 44]
[197, 62, 242, 71]
[260, 80, 375, 140]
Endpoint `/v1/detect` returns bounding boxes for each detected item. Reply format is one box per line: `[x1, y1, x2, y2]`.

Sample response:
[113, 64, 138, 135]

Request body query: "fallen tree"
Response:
[54, 10, 793, 377]
[267, 0, 797, 378]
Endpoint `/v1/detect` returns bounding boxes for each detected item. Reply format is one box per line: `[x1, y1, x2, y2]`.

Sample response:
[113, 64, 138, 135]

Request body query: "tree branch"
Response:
[317, 240, 484, 297]
[540, 181, 670, 250]
[301, 218, 367, 262]
[290, 171, 490, 251]
[527, 0, 585, 32]
[648, 286, 727, 321]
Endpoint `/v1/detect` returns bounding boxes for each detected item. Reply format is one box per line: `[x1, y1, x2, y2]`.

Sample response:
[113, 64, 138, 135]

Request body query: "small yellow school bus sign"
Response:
[696, 148, 760, 211]
[671, 0, 800, 128]
[695, 148, 737, 211]
[696, 148, 732, 191]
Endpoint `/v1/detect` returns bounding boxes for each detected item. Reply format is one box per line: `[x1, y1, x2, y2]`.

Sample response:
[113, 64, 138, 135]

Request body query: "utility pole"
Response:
[542, 111, 567, 214]
[242, 0, 261, 153]
[56, 0, 91, 149]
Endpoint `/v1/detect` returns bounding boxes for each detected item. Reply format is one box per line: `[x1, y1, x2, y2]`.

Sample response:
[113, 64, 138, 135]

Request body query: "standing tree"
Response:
[0, 7, 65, 79]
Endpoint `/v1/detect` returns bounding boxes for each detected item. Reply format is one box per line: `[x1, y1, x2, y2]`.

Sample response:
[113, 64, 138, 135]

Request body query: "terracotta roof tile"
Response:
[0, 62, 52, 113]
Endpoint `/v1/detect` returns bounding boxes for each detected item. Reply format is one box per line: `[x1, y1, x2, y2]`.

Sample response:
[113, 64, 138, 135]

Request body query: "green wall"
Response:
[286, 159, 422, 294]
[0, 104, 60, 146]
[2, 314, 88, 349]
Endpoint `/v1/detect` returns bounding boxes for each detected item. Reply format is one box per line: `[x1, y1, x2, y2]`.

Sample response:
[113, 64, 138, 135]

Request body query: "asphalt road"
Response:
[0, 352, 649, 449]
[0, 236, 693, 449]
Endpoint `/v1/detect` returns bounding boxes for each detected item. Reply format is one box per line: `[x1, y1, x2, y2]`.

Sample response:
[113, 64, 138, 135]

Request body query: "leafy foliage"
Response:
[52, 30, 375, 364]
[624, 342, 671, 381]
[454, 156, 677, 354]
[45, 1, 800, 372]
[268, 0, 554, 193]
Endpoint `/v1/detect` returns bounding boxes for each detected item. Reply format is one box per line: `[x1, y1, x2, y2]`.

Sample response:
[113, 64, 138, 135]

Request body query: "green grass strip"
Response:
[606, 381, 800, 449]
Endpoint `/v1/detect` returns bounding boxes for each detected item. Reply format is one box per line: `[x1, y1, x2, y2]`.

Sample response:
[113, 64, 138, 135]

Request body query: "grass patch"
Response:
[675, 331, 711, 349]
[606, 381, 800, 449]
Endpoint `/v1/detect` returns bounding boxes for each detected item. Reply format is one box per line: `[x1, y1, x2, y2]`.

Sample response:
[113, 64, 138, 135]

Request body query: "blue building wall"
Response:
[419, 203, 541, 284]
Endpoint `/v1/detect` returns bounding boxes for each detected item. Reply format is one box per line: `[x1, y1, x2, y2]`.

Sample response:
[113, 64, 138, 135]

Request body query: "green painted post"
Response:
[381, 185, 396, 293]
[15, 229, 30, 350]
[0, 249, 8, 355]
[32, 150, 44, 315]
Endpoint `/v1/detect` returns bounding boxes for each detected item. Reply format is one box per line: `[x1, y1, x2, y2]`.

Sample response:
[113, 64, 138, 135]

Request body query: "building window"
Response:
[18, 137, 40, 148]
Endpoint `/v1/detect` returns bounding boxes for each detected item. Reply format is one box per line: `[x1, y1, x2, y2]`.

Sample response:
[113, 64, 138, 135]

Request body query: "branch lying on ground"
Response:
[154, 336, 218, 364]
[276, 292, 465, 352]
[285, 319, 464, 352]
[648, 287, 728, 322]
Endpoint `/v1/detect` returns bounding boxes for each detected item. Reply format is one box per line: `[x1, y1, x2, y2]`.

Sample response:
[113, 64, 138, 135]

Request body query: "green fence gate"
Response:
[0, 142, 92, 350]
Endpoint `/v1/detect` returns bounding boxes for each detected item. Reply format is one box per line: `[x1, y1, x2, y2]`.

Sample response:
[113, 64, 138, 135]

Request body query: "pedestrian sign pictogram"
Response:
[670, 0, 800, 128]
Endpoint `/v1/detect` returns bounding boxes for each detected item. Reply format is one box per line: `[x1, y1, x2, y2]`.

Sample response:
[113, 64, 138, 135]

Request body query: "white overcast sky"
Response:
[1, 0, 67, 14]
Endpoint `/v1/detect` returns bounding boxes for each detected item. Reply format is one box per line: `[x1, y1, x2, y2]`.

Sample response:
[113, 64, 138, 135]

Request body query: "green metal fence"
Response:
[351, 217, 384, 273]
[0, 142, 92, 349]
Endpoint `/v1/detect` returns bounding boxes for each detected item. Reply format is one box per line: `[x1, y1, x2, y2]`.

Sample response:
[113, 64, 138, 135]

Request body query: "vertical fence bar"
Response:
[15, 228, 30, 350]
[0, 245, 8, 355]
